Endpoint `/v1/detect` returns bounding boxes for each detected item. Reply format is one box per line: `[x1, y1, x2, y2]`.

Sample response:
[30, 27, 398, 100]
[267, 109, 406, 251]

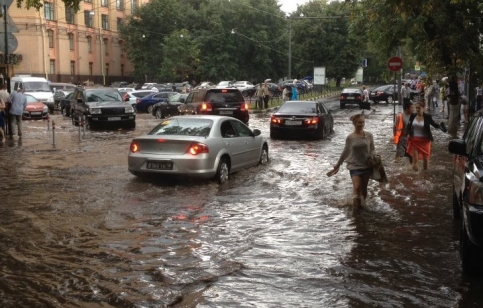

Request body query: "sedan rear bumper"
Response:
[128, 154, 217, 178]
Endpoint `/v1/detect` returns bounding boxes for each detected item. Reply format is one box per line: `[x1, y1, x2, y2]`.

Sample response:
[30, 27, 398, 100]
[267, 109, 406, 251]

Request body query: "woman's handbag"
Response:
[367, 154, 388, 183]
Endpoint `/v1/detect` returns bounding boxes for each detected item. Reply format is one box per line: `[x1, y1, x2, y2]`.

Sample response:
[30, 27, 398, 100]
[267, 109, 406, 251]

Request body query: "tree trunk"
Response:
[336, 77, 342, 88]
[448, 101, 460, 138]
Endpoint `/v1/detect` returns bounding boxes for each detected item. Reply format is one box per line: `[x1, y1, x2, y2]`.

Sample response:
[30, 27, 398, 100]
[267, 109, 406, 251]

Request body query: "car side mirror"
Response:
[252, 129, 261, 136]
[448, 139, 467, 156]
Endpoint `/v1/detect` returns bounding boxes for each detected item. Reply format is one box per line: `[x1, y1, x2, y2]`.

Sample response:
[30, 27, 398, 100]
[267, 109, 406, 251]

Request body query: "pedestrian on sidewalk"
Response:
[327, 113, 376, 210]
[8, 87, 27, 139]
[406, 101, 447, 171]
[255, 81, 270, 109]
[291, 79, 299, 100]
[0, 96, 5, 142]
[401, 83, 411, 105]
[393, 101, 414, 163]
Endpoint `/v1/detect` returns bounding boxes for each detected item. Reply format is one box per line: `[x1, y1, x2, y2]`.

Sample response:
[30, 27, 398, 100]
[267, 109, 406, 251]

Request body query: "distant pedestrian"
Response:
[362, 85, 369, 103]
[255, 82, 270, 109]
[401, 83, 411, 104]
[181, 84, 187, 93]
[8, 87, 27, 139]
[291, 79, 298, 100]
[282, 85, 292, 102]
[406, 101, 447, 171]
[393, 101, 414, 163]
[327, 113, 376, 210]
[0, 96, 5, 142]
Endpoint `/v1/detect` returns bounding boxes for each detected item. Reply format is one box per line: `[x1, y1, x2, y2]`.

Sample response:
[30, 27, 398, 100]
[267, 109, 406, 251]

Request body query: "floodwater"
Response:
[0, 101, 481, 307]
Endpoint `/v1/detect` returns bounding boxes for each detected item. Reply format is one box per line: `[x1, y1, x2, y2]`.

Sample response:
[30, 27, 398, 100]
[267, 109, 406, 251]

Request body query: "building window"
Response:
[116, 0, 123, 10]
[101, 14, 109, 30]
[70, 61, 75, 75]
[101, 0, 107, 6]
[44, 2, 54, 20]
[47, 30, 54, 48]
[84, 10, 93, 28]
[89, 62, 93, 76]
[49, 60, 55, 74]
[121, 64, 124, 77]
[68, 33, 74, 50]
[131, 0, 137, 13]
[105, 63, 109, 76]
[117, 18, 123, 30]
[103, 38, 108, 55]
[65, 6, 75, 24]
[87, 36, 92, 52]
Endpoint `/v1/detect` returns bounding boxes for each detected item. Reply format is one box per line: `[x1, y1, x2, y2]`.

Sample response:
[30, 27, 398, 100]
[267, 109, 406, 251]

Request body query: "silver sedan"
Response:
[128, 115, 269, 183]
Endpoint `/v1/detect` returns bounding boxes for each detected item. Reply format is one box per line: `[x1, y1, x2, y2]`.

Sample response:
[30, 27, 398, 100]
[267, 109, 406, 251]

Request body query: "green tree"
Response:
[348, 0, 483, 135]
[291, 0, 364, 87]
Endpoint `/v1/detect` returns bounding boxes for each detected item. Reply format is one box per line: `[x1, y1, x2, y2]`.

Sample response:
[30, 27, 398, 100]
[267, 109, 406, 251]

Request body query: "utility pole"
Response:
[3, 4, 8, 78]
[288, 20, 291, 79]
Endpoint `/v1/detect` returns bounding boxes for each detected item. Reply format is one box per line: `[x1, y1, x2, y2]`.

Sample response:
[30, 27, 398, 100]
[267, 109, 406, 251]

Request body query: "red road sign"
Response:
[387, 56, 403, 72]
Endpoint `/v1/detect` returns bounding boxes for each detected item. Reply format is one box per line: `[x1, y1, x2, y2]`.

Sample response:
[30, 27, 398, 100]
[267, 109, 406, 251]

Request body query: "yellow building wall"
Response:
[6, 0, 146, 85]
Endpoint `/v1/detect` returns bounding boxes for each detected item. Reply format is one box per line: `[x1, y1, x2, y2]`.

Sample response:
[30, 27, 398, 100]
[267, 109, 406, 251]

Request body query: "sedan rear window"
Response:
[206, 90, 243, 103]
[149, 118, 213, 136]
[277, 102, 317, 114]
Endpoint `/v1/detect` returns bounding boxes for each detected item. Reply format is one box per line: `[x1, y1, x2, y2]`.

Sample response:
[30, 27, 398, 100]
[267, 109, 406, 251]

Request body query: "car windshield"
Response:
[148, 118, 213, 136]
[86, 90, 122, 102]
[278, 102, 317, 114]
[25, 96, 39, 104]
[24, 82, 51, 92]
[167, 93, 181, 102]
[205, 90, 243, 103]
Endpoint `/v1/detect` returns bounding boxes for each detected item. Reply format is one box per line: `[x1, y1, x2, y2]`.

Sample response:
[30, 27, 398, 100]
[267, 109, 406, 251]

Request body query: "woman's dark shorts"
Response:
[349, 168, 372, 177]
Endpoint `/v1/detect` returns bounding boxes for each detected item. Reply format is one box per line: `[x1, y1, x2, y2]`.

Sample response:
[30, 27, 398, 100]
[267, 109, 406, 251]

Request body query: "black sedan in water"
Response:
[151, 93, 189, 119]
[339, 88, 364, 109]
[270, 100, 334, 140]
[369, 84, 419, 104]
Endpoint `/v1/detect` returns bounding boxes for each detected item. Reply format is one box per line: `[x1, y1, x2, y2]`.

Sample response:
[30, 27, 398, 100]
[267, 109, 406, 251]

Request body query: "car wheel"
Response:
[155, 108, 163, 119]
[258, 144, 269, 165]
[215, 157, 230, 184]
[147, 105, 154, 114]
[340, 103, 345, 109]
[453, 190, 461, 219]
[460, 221, 483, 274]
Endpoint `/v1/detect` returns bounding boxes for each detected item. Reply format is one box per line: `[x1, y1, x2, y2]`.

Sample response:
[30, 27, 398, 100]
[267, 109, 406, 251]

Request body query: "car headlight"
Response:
[125, 106, 134, 113]
[90, 108, 102, 114]
[43, 106, 48, 112]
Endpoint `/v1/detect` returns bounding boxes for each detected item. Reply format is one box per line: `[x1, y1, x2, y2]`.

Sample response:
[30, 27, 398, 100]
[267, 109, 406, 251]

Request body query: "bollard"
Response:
[82, 115, 86, 137]
[47, 116, 50, 132]
[52, 120, 56, 148]
[78, 116, 82, 142]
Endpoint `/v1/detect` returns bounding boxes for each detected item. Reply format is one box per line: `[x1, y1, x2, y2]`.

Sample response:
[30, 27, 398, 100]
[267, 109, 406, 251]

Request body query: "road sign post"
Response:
[388, 56, 403, 123]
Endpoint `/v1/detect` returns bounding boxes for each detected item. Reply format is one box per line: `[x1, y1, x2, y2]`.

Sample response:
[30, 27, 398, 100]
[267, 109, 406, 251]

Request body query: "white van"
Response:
[10, 76, 55, 113]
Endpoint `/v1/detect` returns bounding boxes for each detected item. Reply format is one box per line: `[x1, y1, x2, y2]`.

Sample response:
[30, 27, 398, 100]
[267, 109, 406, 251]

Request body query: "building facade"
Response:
[6, 0, 147, 85]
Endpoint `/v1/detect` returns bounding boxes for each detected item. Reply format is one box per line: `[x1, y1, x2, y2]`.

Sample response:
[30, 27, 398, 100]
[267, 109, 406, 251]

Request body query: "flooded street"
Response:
[0, 100, 481, 307]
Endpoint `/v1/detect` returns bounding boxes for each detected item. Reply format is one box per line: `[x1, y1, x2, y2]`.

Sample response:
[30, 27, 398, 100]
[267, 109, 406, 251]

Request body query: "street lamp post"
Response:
[90, 10, 105, 86]
[288, 20, 292, 79]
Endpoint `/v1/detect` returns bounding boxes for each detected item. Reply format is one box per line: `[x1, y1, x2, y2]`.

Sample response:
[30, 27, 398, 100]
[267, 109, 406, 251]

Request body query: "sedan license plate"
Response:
[285, 120, 302, 126]
[108, 117, 122, 121]
[219, 110, 233, 115]
[146, 161, 173, 170]
[31, 112, 42, 115]
[346, 97, 354, 100]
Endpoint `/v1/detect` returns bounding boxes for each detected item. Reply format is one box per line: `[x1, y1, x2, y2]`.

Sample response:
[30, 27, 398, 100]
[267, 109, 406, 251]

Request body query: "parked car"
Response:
[111, 81, 129, 88]
[448, 111, 483, 273]
[128, 115, 269, 183]
[23, 94, 49, 120]
[369, 84, 418, 104]
[232, 81, 255, 94]
[70, 87, 136, 129]
[195, 81, 215, 89]
[135, 91, 177, 113]
[60, 92, 74, 117]
[216, 81, 234, 88]
[120, 90, 156, 110]
[181, 88, 249, 124]
[339, 88, 364, 109]
[50, 82, 77, 111]
[270, 100, 333, 140]
[141, 83, 157, 89]
[152, 93, 189, 119]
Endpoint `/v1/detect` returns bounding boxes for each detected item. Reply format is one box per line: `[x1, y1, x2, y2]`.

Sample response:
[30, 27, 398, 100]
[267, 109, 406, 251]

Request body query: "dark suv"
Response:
[449, 111, 483, 274]
[180, 88, 249, 124]
[70, 88, 136, 129]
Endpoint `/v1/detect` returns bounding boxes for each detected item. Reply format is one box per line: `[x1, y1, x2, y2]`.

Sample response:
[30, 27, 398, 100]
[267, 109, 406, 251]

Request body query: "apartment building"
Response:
[6, 0, 147, 85]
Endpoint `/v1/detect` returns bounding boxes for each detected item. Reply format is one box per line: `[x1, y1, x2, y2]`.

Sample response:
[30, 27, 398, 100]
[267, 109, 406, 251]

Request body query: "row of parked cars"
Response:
[339, 84, 421, 109]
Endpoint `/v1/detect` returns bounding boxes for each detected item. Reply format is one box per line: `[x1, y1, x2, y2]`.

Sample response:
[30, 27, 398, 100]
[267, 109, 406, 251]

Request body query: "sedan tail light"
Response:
[187, 142, 209, 155]
[270, 115, 282, 124]
[304, 117, 319, 125]
[130, 141, 139, 153]
[201, 102, 212, 112]
[339, 95, 345, 100]
[240, 103, 249, 111]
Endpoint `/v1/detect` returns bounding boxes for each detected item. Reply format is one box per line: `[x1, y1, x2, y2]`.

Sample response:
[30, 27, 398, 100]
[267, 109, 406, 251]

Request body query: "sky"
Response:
[278, 0, 310, 14]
